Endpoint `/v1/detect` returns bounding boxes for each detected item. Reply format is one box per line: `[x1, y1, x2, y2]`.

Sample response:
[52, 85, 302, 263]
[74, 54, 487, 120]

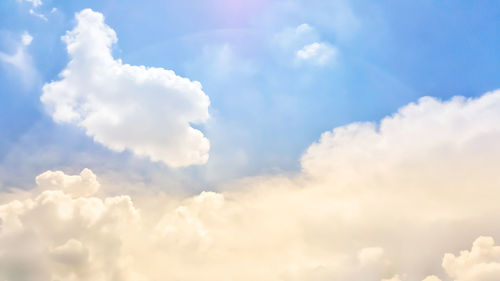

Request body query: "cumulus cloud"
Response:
[296, 42, 337, 66]
[0, 171, 140, 281]
[388, 237, 500, 281]
[275, 24, 338, 66]
[302, 91, 500, 216]
[442, 236, 500, 281]
[41, 9, 211, 167]
[3, 90, 500, 280]
[0, 169, 398, 281]
[35, 168, 100, 197]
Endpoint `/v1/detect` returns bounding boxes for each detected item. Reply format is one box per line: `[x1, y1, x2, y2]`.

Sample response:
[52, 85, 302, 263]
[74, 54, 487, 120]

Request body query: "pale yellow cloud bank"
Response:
[2, 90, 500, 280]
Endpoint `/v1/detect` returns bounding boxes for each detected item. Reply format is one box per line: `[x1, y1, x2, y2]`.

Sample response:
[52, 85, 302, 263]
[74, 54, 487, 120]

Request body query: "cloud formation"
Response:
[29, 8, 48, 21]
[17, 0, 42, 7]
[41, 9, 211, 167]
[443, 236, 500, 281]
[296, 42, 337, 66]
[0, 31, 36, 82]
[275, 24, 338, 66]
[3, 90, 500, 280]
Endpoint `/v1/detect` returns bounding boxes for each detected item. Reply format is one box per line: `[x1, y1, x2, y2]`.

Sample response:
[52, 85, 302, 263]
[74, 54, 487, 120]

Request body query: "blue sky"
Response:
[4, 1, 500, 280]
[1, 0, 499, 190]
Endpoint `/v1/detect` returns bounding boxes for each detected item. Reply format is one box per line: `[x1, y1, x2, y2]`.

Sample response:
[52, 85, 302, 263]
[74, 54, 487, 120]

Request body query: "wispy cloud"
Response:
[0, 31, 37, 87]
[29, 8, 48, 21]
[17, 0, 42, 8]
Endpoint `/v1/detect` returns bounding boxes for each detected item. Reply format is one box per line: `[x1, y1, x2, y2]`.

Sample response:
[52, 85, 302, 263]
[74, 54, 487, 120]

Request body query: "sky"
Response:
[1, 1, 500, 281]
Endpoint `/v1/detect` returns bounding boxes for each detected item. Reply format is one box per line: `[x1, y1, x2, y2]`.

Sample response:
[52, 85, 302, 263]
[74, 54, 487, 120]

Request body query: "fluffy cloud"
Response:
[388, 237, 500, 281]
[0, 170, 139, 281]
[302, 90, 500, 218]
[0, 170, 398, 281]
[275, 24, 338, 66]
[3, 90, 500, 280]
[443, 236, 500, 281]
[296, 42, 337, 66]
[41, 9, 211, 167]
[35, 168, 100, 197]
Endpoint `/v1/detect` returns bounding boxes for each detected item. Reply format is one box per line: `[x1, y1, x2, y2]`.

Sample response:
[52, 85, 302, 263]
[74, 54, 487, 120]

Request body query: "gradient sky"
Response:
[1, 0, 499, 190]
[2, 1, 500, 281]
[0, 0, 500, 190]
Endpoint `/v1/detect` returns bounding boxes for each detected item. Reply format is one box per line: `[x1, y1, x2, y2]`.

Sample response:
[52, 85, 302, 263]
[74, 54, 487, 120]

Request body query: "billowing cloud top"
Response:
[3, 90, 500, 280]
[41, 9, 211, 167]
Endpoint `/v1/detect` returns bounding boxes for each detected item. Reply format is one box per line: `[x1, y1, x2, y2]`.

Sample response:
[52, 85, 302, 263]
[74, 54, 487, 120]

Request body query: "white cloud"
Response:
[0, 170, 140, 281]
[17, 0, 50, 20]
[17, 0, 42, 7]
[29, 8, 48, 21]
[274, 24, 338, 66]
[35, 168, 100, 198]
[0, 32, 33, 67]
[0, 31, 37, 85]
[16, 0, 51, 20]
[0, 169, 398, 281]
[389, 237, 500, 281]
[41, 9, 211, 167]
[296, 23, 314, 35]
[21, 32, 33, 46]
[3, 90, 500, 280]
[296, 42, 337, 66]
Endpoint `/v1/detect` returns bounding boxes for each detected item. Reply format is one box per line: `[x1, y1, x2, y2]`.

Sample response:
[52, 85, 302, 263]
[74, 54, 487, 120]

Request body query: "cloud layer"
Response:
[3, 89, 500, 280]
[41, 9, 211, 167]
